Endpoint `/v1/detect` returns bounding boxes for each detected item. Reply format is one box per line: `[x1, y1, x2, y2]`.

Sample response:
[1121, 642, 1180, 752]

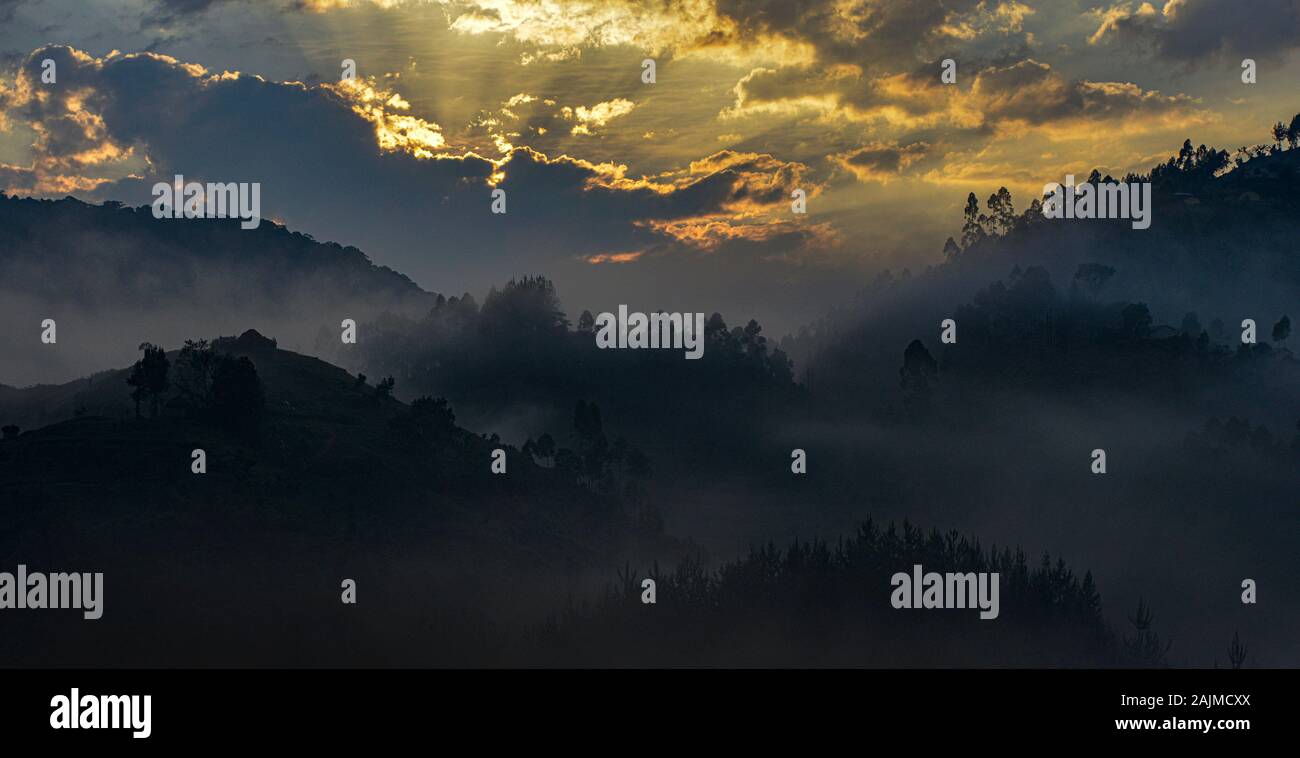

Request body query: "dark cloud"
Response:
[146, 0, 242, 26]
[971, 59, 1198, 125]
[1091, 0, 1300, 62]
[712, 0, 985, 66]
[730, 55, 1198, 133]
[2, 45, 831, 304]
[830, 141, 931, 183]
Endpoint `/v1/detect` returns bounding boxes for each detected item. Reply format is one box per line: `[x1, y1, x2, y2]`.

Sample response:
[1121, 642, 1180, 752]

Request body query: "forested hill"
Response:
[781, 122, 1300, 380]
[0, 193, 434, 386]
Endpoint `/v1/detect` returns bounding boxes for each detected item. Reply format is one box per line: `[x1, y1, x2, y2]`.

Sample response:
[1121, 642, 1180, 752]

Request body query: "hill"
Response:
[0, 193, 434, 386]
[0, 329, 676, 665]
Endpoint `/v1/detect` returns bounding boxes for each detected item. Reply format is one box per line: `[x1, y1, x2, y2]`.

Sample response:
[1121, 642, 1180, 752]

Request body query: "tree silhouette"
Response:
[942, 236, 960, 259]
[986, 187, 1015, 237]
[1271, 121, 1288, 151]
[574, 399, 603, 445]
[1071, 263, 1116, 300]
[126, 342, 170, 418]
[173, 339, 217, 408]
[211, 354, 264, 432]
[1123, 598, 1171, 666]
[534, 432, 556, 463]
[375, 376, 395, 399]
[408, 396, 456, 437]
[1121, 303, 1153, 337]
[960, 192, 983, 248]
[1272, 315, 1291, 343]
[480, 276, 570, 339]
[899, 339, 938, 421]
[1228, 630, 1248, 669]
[1288, 113, 1300, 149]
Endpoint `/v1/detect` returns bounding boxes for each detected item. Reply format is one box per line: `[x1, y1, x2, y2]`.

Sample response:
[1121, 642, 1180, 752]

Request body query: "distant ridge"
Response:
[0, 194, 435, 386]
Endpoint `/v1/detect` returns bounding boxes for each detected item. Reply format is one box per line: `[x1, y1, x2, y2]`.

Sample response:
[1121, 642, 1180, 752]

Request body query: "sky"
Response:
[2, 0, 1299, 335]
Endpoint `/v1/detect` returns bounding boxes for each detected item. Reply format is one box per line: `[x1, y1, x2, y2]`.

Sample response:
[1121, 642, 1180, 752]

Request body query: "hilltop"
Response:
[0, 193, 434, 386]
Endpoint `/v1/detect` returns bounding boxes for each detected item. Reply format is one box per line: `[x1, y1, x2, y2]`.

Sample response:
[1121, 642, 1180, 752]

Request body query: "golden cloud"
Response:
[327, 77, 447, 157]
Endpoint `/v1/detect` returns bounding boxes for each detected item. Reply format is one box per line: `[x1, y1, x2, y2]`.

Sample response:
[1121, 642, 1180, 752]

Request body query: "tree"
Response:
[1271, 121, 1288, 150]
[534, 432, 556, 463]
[1121, 303, 1153, 337]
[173, 339, 216, 407]
[479, 276, 570, 338]
[211, 354, 264, 432]
[1272, 315, 1291, 343]
[409, 396, 456, 436]
[1071, 263, 1116, 300]
[375, 376, 395, 399]
[960, 192, 983, 248]
[1228, 630, 1248, 669]
[554, 448, 581, 476]
[942, 236, 960, 259]
[1288, 113, 1300, 149]
[899, 339, 938, 421]
[986, 187, 1015, 237]
[1123, 598, 1171, 665]
[577, 310, 595, 333]
[126, 342, 170, 418]
[574, 400, 603, 446]
[572, 400, 609, 486]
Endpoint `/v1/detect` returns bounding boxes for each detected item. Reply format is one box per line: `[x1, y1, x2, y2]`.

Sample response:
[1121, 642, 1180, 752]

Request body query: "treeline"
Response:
[331, 276, 803, 468]
[942, 110, 1300, 259]
[527, 519, 1175, 667]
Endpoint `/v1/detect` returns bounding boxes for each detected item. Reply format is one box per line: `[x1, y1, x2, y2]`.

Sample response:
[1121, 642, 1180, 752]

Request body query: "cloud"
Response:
[144, 0, 246, 25]
[0, 48, 138, 194]
[0, 0, 22, 22]
[705, 0, 995, 67]
[326, 0, 1025, 72]
[830, 141, 931, 183]
[563, 98, 636, 135]
[155, 0, 233, 14]
[1088, 0, 1300, 62]
[438, 0, 728, 56]
[725, 55, 1203, 137]
[970, 58, 1202, 127]
[329, 76, 448, 157]
[723, 64, 959, 127]
[0, 45, 835, 293]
